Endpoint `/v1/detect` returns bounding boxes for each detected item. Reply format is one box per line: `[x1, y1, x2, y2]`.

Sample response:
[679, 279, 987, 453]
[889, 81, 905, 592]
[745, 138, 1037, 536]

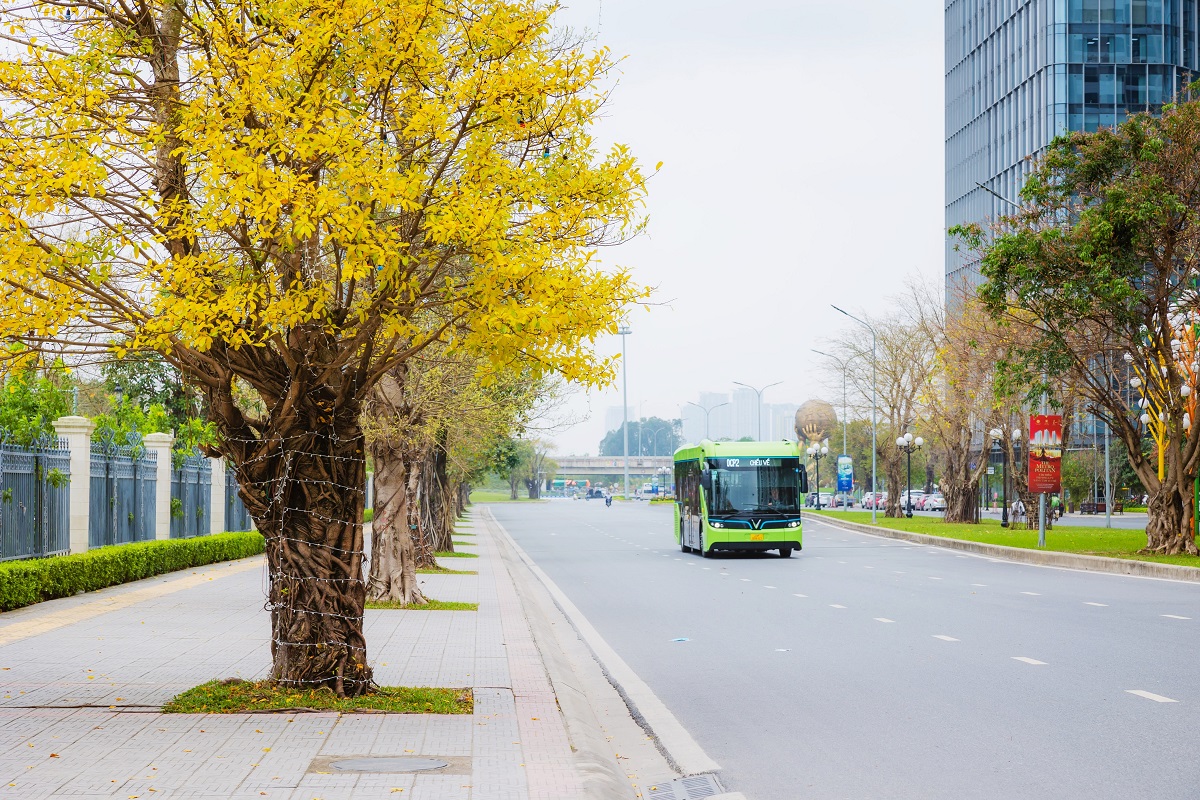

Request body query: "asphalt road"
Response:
[490, 499, 1200, 800]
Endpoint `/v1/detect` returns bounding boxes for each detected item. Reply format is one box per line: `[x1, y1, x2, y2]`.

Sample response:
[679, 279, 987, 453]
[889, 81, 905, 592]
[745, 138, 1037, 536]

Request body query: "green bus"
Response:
[674, 440, 808, 558]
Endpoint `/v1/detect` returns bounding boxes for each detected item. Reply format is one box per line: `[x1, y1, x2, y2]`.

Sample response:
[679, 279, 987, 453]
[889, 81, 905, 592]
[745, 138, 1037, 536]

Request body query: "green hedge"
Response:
[0, 531, 265, 612]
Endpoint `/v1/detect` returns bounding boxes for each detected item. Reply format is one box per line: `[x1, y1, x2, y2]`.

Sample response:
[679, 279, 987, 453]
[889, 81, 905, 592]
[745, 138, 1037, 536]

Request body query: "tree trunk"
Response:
[233, 415, 373, 697]
[509, 473, 520, 500]
[366, 441, 426, 606]
[1145, 483, 1199, 555]
[884, 457, 905, 518]
[944, 479, 977, 523]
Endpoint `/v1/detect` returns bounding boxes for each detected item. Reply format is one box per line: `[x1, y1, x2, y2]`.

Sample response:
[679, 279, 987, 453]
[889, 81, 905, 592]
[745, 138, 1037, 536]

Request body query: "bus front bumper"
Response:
[708, 540, 802, 554]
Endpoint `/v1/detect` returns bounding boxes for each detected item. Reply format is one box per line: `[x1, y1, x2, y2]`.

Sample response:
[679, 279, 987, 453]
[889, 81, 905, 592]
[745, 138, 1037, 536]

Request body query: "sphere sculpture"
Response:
[794, 399, 838, 445]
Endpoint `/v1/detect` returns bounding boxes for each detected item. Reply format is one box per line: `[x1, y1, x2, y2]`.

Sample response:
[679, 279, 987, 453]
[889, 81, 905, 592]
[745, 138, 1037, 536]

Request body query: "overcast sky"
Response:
[545, 0, 945, 455]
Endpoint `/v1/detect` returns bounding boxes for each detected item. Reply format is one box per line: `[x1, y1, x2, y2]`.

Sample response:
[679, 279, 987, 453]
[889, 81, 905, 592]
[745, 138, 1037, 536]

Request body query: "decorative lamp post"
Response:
[806, 441, 830, 508]
[989, 427, 1020, 527]
[895, 432, 923, 518]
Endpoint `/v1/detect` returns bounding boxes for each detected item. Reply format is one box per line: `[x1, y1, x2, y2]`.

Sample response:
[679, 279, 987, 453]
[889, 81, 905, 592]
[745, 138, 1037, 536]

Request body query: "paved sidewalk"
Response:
[0, 512, 596, 799]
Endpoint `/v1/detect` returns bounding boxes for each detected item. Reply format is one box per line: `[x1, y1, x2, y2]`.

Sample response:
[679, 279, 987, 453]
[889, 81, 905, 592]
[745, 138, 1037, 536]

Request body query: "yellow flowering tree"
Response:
[0, 0, 648, 694]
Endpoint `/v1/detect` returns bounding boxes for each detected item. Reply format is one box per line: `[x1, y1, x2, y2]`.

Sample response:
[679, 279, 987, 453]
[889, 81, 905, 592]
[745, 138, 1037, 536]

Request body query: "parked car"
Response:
[923, 493, 947, 511]
[806, 491, 835, 508]
[898, 490, 925, 511]
[832, 493, 854, 508]
[862, 491, 887, 509]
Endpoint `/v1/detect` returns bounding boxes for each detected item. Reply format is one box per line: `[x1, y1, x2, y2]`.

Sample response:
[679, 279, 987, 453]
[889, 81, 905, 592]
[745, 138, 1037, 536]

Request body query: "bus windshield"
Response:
[705, 457, 802, 515]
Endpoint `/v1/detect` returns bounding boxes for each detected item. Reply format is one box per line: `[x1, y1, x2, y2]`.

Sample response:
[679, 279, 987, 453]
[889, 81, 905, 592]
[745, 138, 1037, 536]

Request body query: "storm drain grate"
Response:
[645, 773, 724, 800]
[330, 757, 449, 773]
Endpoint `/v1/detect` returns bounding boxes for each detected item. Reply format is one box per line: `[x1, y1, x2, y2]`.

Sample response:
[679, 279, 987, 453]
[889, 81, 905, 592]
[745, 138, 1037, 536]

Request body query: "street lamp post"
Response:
[989, 427, 1021, 528]
[618, 325, 631, 499]
[812, 349, 851, 455]
[833, 306, 878, 524]
[686, 400, 730, 440]
[895, 432, 924, 518]
[733, 381, 783, 441]
[806, 441, 830, 508]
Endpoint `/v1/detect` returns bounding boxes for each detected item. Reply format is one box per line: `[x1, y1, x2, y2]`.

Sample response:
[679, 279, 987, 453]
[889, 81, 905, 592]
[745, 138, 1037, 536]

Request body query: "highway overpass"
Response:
[554, 456, 672, 477]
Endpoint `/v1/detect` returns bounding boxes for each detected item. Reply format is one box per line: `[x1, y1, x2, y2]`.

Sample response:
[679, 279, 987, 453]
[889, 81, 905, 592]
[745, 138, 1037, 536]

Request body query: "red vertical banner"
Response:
[1028, 414, 1063, 493]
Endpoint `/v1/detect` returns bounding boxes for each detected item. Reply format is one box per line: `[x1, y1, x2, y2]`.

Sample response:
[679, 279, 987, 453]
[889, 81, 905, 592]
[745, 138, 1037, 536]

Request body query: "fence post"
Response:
[143, 433, 174, 540]
[52, 416, 94, 555]
[209, 457, 226, 533]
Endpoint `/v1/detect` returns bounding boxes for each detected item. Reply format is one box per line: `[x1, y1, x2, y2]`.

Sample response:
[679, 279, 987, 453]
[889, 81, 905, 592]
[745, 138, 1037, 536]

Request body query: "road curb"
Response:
[483, 508, 722, 779]
[812, 515, 1200, 583]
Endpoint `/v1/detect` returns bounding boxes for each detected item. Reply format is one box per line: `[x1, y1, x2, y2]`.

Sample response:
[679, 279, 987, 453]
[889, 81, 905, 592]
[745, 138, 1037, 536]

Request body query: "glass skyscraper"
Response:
[945, 0, 1199, 300]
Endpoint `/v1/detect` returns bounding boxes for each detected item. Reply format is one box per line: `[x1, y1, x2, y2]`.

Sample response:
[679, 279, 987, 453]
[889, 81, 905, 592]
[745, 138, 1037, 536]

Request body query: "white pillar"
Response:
[209, 457, 226, 534]
[143, 433, 174, 540]
[52, 416, 94, 555]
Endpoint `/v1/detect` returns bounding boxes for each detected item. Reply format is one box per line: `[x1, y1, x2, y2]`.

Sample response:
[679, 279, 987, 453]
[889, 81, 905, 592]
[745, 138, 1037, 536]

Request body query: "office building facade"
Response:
[945, 0, 1199, 300]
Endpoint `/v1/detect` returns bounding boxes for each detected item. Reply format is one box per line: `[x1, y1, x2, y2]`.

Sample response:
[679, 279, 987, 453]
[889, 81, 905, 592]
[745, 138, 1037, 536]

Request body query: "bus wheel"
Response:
[680, 539, 690, 553]
[778, 548, 792, 558]
[700, 533, 711, 558]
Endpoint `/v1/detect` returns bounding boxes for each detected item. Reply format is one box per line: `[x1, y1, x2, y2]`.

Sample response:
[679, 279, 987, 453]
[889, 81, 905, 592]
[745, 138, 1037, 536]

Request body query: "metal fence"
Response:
[170, 451, 211, 539]
[225, 465, 253, 532]
[89, 430, 156, 548]
[0, 435, 71, 561]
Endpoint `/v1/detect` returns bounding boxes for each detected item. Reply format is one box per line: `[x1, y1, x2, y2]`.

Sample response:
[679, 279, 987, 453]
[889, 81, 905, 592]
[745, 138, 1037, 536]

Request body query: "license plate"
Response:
[750, 533, 765, 541]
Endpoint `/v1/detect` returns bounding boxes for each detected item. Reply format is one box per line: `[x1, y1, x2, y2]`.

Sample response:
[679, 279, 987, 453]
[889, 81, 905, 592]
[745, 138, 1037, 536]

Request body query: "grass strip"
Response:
[416, 566, 477, 575]
[367, 598, 478, 611]
[0, 532, 264, 612]
[435, 550, 478, 558]
[164, 680, 472, 714]
[813, 511, 1200, 569]
[468, 490, 543, 503]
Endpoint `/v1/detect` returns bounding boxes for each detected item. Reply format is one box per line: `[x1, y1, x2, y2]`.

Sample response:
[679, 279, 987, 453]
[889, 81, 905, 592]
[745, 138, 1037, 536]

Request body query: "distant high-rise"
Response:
[945, 0, 1198, 301]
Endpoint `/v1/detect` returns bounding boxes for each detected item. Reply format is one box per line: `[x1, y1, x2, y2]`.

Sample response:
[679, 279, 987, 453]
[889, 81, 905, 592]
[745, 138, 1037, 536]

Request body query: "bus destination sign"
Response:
[708, 457, 798, 470]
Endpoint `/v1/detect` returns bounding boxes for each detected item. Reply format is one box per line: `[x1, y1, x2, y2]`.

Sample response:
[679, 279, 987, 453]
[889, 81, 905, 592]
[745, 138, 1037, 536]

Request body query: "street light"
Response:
[806, 440, 830, 508]
[686, 400, 730, 440]
[733, 381, 782, 441]
[618, 325, 631, 500]
[812, 349, 851, 455]
[989, 427, 1021, 528]
[895, 432, 924, 518]
[833, 305, 878, 524]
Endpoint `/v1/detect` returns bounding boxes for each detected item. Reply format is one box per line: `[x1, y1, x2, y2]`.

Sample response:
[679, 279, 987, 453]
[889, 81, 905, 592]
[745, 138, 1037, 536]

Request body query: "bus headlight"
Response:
[788, 521, 799, 528]
[711, 522, 724, 529]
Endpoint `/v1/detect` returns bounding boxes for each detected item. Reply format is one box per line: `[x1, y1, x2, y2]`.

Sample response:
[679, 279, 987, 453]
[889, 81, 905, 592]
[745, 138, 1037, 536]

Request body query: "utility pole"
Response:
[619, 325, 631, 499]
[833, 306, 878, 524]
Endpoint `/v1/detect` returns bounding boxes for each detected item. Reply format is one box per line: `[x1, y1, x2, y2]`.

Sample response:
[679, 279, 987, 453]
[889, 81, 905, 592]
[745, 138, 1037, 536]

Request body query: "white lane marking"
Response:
[702, 567, 711, 570]
[893, 571, 906, 574]
[1126, 689, 1178, 703]
[837, 561, 847, 564]
[740, 578, 752, 582]
[1012, 657, 1048, 665]
[764, 585, 777, 589]
[1162, 614, 1192, 620]
[864, 566, 875, 569]
[793, 594, 808, 598]
[1021, 592, 1041, 596]
[719, 573, 729, 577]
[829, 604, 847, 609]
[775, 648, 791, 652]
[933, 635, 959, 642]
[971, 583, 987, 587]
[928, 577, 943, 580]
[874, 618, 895, 623]
[1084, 602, 1108, 607]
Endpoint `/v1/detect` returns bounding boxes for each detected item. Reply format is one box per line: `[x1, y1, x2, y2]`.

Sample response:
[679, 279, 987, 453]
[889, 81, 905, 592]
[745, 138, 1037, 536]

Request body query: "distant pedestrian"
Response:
[1050, 495, 1061, 520]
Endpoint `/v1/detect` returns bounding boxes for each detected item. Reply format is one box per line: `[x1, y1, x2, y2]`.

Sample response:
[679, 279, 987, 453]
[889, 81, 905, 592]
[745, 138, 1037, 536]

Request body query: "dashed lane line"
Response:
[1021, 592, 1042, 596]
[874, 618, 895, 623]
[933, 635, 959, 642]
[1084, 602, 1108, 607]
[1012, 657, 1048, 665]
[1161, 614, 1192, 620]
[1126, 690, 1178, 703]
[829, 604, 847, 609]
[793, 594, 807, 598]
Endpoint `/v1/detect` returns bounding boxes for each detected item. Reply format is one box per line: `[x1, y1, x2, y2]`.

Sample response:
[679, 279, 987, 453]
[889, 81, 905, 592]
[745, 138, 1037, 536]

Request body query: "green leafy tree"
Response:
[101, 352, 201, 433]
[959, 97, 1200, 554]
[598, 417, 680, 456]
[0, 361, 73, 446]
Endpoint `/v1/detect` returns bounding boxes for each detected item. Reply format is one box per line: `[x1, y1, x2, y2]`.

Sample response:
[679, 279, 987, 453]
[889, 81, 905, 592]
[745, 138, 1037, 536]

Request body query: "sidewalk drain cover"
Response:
[645, 773, 723, 799]
[330, 757, 449, 773]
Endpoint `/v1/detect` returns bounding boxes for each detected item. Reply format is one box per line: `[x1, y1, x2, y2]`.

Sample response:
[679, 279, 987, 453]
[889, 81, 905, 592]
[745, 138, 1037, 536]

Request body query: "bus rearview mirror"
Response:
[699, 471, 712, 491]
[798, 466, 809, 494]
